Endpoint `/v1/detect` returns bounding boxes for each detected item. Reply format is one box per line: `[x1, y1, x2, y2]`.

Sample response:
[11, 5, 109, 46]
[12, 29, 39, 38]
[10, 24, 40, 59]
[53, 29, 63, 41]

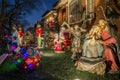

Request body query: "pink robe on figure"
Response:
[100, 31, 120, 72]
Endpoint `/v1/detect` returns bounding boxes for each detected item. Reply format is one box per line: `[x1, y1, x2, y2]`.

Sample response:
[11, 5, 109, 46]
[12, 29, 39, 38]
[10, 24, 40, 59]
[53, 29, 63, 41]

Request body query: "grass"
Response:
[0, 49, 120, 80]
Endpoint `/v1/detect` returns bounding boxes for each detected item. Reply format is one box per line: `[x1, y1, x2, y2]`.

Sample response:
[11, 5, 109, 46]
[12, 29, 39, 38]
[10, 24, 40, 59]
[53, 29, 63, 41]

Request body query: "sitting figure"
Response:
[98, 19, 120, 72]
[82, 24, 104, 58]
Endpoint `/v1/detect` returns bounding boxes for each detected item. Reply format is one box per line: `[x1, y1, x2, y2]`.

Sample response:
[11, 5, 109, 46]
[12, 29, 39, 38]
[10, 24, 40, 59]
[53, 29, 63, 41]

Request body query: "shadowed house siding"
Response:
[57, 2, 68, 25]
[68, 0, 120, 37]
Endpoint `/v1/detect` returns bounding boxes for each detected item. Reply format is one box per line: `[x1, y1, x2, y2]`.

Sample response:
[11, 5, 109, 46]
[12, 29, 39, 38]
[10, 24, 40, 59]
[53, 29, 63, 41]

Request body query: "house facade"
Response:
[53, 0, 69, 25]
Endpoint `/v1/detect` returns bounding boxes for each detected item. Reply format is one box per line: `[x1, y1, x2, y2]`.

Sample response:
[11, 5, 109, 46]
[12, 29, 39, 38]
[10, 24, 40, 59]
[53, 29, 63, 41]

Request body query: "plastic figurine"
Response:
[70, 25, 86, 61]
[53, 33, 63, 53]
[9, 24, 18, 54]
[18, 26, 24, 46]
[98, 19, 120, 72]
[82, 24, 104, 58]
[36, 23, 42, 48]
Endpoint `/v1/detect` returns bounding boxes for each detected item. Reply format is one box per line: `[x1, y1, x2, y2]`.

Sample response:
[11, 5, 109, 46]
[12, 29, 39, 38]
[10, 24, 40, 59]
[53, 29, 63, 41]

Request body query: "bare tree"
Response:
[0, 0, 42, 34]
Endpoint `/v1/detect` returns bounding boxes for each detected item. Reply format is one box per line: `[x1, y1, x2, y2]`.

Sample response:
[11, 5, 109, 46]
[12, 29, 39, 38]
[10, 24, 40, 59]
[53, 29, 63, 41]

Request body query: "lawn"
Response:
[0, 49, 120, 80]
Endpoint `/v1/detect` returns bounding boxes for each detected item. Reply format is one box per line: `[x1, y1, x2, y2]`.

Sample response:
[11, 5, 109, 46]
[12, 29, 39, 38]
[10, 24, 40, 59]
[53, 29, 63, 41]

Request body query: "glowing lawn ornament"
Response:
[17, 58, 22, 63]
[25, 58, 33, 65]
[14, 47, 41, 71]
[55, 41, 63, 53]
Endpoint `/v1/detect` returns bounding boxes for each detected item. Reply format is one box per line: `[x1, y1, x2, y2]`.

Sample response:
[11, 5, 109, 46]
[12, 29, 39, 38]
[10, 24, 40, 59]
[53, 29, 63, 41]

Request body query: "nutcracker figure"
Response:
[18, 26, 23, 46]
[36, 23, 42, 48]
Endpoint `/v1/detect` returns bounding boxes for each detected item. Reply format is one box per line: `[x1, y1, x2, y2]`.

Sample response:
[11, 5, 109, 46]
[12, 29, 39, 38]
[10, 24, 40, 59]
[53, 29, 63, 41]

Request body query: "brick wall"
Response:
[115, 17, 120, 37]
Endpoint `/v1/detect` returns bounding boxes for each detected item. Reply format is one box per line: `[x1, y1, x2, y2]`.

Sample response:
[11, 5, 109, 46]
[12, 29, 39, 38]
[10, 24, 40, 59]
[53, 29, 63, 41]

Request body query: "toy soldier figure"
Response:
[18, 26, 23, 46]
[36, 23, 42, 48]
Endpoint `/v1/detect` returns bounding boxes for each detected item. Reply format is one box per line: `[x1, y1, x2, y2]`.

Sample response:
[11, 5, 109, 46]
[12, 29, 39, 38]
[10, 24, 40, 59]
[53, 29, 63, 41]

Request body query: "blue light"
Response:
[14, 46, 40, 71]
[27, 64, 33, 69]
[20, 47, 26, 52]
[14, 61, 18, 65]
[21, 51, 29, 58]
[7, 37, 12, 42]
[12, 41, 18, 47]
[12, 33, 17, 37]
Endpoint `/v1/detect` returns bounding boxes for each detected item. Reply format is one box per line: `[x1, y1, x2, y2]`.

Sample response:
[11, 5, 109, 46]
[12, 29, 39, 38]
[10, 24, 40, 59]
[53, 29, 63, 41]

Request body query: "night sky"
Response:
[0, 0, 57, 30]
[25, 0, 57, 29]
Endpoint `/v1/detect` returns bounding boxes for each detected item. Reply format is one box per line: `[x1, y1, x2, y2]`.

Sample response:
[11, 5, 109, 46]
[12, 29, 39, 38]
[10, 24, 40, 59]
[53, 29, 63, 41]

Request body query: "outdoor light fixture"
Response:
[46, 19, 48, 22]
[70, 15, 72, 18]
[49, 17, 53, 20]
[53, 9, 58, 18]
[53, 9, 58, 21]
[53, 12, 57, 16]
[74, 78, 80, 80]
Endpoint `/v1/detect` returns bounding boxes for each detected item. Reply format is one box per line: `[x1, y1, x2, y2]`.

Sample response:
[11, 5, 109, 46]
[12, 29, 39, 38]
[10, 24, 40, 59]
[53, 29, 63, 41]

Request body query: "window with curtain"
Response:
[69, 0, 82, 24]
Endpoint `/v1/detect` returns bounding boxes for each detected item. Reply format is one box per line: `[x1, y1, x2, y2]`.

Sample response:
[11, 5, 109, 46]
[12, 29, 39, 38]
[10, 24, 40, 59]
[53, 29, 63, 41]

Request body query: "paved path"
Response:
[0, 54, 8, 65]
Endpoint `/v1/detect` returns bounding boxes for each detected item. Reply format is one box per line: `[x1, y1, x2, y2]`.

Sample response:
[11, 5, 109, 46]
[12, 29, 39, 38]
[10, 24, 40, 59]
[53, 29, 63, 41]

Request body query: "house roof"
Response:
[42, 10, 50, 17]
[53, 0, 68, 9]
[53, 0, 60, 8]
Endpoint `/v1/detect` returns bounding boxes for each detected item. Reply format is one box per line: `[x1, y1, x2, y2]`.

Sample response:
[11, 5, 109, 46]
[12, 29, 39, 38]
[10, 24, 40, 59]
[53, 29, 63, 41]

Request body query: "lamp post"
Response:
[43, 18, 48, 50]
[53, 9, 59, 33]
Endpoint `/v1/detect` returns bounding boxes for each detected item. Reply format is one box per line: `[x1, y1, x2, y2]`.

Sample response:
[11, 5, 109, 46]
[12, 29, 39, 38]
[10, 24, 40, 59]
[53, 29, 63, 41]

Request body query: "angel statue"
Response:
[70, 25, 86, 61]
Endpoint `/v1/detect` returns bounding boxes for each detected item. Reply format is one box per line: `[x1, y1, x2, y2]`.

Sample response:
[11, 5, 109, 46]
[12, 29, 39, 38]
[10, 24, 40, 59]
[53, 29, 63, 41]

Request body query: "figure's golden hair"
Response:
[88, 24, 101, 39]
[98, 19, 110, 33]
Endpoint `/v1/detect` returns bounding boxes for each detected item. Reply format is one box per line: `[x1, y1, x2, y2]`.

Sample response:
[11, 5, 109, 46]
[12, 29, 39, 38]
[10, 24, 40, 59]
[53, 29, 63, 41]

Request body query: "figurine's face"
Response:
[37, 24, 41, 28]
[74, 25, 79, 30]
[13, 24, 17, 27]
[61, 27, 65, 31]
[19, 27, 22, 30]
[99, 20, 106, 26]
[70, 27, 73, 31]
[54, 34, 58, 37]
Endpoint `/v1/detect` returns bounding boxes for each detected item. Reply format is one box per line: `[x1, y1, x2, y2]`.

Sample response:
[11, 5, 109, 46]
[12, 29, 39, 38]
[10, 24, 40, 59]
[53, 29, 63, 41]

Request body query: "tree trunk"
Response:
[0, 0, 6, 18]
[0, 0, 6, 37]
